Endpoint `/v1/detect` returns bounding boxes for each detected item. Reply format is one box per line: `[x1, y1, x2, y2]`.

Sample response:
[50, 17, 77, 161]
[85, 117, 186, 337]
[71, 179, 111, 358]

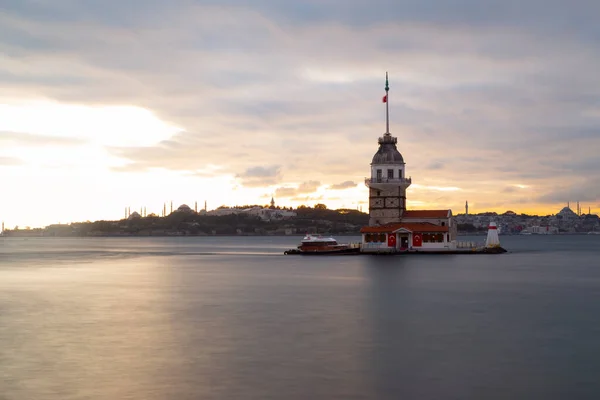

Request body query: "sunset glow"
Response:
[1, 1, 599, 228]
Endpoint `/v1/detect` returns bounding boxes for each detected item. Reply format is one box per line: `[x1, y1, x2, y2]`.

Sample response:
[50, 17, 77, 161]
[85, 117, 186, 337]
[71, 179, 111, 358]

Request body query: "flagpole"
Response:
[385, 72, 390, 134]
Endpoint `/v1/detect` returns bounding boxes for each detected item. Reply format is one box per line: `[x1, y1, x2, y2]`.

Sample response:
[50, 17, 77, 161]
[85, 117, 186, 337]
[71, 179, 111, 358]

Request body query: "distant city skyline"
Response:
[1, 1, 599, 228]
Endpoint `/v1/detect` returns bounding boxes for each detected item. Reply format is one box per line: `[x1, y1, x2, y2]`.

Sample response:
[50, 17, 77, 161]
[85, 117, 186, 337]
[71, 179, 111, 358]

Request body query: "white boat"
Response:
[284, 234, 360, 255]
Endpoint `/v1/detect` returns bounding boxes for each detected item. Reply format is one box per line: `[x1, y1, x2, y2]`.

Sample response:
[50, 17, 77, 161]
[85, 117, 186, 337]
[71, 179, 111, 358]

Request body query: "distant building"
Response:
[175, 204, 195, 214]
[127, 211, 142, 220]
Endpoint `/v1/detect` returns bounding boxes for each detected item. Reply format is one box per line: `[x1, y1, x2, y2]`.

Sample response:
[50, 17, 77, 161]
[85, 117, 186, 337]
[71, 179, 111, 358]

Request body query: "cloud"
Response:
[240, 165, 281, 178]
[1, 0, 599, 217]
[330, 180, 357, 190]
[536, 177, 600, 204]
[236, 165, 282, 187]
[425, 161, 444, 170]
[275, 187, 297, 198]
[275, 180, 321, 198]
[0, 131, 85, 146]
[0, 156, 22, 166]
[297, 180, 320, 193]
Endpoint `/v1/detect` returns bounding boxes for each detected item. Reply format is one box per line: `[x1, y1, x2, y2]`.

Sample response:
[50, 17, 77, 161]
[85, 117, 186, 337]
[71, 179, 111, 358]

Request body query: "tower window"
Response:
[376, 169, 382, 182]
[399, 169, 403, 178]
[387, 169, 394, 179]
[377, 190, 381, 196]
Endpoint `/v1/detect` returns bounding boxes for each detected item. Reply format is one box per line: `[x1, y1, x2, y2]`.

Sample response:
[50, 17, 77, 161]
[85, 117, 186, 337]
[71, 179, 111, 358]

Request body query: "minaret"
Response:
[465, 201, 469, 216]
[366, 72, 412, 226]
[270, 196, 275, 209]
[195, 201, 198, 213]
[204, 200, 207, 212]
[170, 201, 173, 214]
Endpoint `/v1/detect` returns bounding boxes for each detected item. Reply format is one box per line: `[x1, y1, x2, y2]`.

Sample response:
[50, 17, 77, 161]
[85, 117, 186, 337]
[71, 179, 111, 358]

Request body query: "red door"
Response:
[387, 234, 396, 248]
[412, 233, 422, 247]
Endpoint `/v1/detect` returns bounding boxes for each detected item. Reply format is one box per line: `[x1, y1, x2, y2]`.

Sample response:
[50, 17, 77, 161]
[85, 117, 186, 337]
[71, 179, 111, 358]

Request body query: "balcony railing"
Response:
[365, 177, 412, 187]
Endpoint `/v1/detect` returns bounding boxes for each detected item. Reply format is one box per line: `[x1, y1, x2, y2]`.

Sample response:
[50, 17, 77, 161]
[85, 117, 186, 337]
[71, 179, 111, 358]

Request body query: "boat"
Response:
[284, 234, 361, 255]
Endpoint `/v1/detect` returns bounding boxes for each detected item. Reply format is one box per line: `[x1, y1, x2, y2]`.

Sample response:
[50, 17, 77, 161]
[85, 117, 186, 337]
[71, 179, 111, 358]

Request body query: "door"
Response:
[400, 236, 409, 249]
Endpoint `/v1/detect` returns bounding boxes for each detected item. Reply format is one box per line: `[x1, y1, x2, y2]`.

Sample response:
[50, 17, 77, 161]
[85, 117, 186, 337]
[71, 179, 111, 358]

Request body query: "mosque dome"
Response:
[176, 204, 194, 213]
[371, 134, 404, 165]
[557, 207, 578, 219]
[128, 211, 142, 220]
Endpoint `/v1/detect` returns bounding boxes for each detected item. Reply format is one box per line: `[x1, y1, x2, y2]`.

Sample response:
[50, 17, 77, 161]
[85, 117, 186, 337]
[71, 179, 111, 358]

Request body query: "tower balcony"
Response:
[365, 177, 412, 188]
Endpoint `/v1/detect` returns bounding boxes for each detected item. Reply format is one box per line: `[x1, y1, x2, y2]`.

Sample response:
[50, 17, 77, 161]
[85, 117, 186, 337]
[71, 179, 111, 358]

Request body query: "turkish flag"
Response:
[382, 95, 387, 103]
[387, 234, 396, 247]
[412, 233, 422, 247]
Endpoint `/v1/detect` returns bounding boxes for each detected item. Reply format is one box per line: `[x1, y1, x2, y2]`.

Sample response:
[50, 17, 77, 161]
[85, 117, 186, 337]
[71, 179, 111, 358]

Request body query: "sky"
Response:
[1, 0, 599, 228]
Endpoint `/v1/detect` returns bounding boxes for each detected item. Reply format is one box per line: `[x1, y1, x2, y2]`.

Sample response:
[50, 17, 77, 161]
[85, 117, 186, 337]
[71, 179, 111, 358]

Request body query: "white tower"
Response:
[365, 73, 412, 226]
[485, 222, 501, 248]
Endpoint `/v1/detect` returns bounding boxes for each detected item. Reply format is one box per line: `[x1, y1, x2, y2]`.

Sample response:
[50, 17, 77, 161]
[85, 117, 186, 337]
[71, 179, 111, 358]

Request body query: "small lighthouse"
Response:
[485, 221, 504, 251]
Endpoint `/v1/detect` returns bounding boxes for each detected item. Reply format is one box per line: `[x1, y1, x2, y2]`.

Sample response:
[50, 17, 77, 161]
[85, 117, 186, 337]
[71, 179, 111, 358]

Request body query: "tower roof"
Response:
[371, 134, 405, 165]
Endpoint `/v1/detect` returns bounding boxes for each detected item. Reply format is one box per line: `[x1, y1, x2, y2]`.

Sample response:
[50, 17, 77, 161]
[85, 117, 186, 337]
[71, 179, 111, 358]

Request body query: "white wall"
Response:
[371, 164, 406, 179]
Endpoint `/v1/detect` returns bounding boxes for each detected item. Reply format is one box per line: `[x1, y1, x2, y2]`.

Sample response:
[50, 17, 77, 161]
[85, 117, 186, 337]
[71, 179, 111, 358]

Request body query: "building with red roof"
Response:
[361, 75, 457, 253]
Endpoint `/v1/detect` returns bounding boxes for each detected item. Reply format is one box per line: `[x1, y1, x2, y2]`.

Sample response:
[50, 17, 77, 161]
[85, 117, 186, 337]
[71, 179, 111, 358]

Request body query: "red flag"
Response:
[412, 233, 422, 247]
[387, 234, 396, 248]
[382, 95, 387, 103]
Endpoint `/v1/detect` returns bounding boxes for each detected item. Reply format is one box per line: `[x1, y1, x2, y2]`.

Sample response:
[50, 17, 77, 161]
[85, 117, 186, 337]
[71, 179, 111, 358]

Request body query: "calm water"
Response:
[1, 235, 600, 399]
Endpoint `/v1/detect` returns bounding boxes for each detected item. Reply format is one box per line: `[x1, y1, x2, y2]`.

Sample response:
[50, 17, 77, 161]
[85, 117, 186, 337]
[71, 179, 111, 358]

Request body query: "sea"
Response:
[1, 234, 600, 400]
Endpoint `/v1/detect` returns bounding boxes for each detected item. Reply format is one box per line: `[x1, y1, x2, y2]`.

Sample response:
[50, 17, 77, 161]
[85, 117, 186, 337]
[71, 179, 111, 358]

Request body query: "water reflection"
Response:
[1, 236, 600, 399]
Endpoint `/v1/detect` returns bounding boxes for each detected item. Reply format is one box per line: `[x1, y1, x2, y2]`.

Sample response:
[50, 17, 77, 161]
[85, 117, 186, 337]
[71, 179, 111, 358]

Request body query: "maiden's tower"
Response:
[361, 74, 458, 253]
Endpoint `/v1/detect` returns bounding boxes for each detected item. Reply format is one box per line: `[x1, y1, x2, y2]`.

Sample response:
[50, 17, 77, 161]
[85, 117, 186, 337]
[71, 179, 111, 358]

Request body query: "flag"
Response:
[382, 95, 387, 103]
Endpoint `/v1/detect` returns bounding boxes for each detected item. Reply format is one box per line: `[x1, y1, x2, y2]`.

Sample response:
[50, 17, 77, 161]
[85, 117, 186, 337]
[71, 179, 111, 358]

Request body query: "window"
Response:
[376, 169, 382, 182]
[441, 222, 445, 226]
[398, 169, 403, 178]
[387, 169, 394, 179]
[377, 190, 381, 196]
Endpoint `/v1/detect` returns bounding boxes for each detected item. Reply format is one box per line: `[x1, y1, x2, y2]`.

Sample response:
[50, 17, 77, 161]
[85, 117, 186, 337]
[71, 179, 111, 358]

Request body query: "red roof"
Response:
[403, 209, 450, 218]
[360, 222, 449, 233]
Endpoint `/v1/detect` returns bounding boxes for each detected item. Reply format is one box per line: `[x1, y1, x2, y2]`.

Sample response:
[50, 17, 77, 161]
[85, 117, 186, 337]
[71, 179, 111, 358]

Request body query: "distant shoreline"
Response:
[2, 232, 597, 238]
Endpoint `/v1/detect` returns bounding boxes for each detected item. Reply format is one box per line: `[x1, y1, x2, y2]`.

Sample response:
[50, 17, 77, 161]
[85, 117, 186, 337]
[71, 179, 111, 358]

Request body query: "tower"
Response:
[465, 201, 469, 216]
[270, 196, 275, 209]
[365, 73, 412, 226]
